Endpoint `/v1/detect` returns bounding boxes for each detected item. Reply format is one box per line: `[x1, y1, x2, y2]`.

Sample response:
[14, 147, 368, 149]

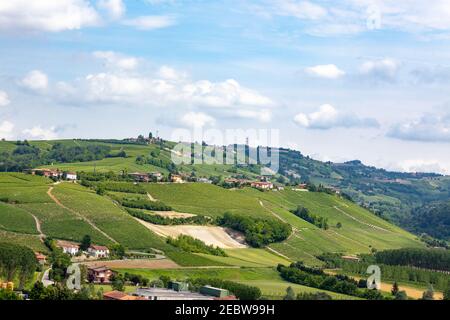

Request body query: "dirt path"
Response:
[266, 245, 294, 261]
[47, 186, 118, 244]
[333, 206, 391, 233]
[147, 192, 157, 202]
[31, 214, 45, 242]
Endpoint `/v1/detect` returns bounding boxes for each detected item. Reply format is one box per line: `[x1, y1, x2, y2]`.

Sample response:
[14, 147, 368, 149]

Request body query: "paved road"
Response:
[42, 268, 54, 287]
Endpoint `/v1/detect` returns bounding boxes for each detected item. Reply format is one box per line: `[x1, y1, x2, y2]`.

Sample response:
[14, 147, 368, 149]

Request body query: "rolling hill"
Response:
[0, 138, 443, 299]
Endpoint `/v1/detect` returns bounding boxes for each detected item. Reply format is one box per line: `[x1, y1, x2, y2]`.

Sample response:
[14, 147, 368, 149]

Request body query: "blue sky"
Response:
[1, 0, 450, 174]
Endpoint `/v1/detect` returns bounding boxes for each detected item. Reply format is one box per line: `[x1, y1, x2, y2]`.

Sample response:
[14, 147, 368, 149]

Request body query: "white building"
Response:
[65, 172, 77, 181]
[88, 245, 110, 258]
[56, 241, 79, 256]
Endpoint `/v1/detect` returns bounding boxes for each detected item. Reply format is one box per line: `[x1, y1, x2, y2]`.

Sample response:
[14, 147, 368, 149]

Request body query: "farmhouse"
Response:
[64, 172, 77, 181]
[88, 266, 114, 284]
[56, 240, 79, 255]
[88, 245, 110, 258]
[170, 174, 184, 183]
[30, 168, 62, 178]
[251, 181, 273, 190]
[129, 172, 150, 182]
[149, 172, 163, 182]
[35, 252, 47, 265]
[103, 291, 147, 300]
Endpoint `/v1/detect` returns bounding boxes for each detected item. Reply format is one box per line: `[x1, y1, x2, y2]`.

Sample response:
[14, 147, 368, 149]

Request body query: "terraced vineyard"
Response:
[0, 139, 432, 299]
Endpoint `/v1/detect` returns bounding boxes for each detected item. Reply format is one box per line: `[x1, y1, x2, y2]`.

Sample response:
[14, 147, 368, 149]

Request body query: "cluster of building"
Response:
[128, 172, 163, 183]
[27, 169, 77, 181]
[56, 240, 110, 258]
[103, 281, 237, 301]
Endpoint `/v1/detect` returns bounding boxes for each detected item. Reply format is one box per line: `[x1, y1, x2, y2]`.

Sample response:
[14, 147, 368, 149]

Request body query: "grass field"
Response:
[144, 183, 272, 218]
[196, 248, 291, 267]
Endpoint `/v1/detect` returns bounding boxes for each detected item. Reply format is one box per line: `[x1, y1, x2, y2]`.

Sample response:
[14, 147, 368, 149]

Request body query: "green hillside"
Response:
[0, 138, 436, 299]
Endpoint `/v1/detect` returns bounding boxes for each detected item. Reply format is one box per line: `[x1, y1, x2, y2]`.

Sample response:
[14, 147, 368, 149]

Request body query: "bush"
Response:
[167, 235, 227, 257]
[291, 206, 329, 230]
[126, 209, 212, 226]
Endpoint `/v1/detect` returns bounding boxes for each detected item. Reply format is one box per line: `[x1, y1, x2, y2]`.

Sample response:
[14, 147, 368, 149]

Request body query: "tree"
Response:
[336, 222, 342, 229]
[394, 290, 408, 300]
[422, 285, 434, 300]
[80, 235, 92, 251]
[391, 281, 399, 296]
[443, 287, 450, 300]
[111, 275, 125, 292]
[29, 281, 46, 300]
[283, 286, 296, 300]
[110, 244, 126, 259]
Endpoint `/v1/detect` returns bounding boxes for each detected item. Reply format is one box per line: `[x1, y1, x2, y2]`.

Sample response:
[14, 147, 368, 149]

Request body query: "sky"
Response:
[1, 0, 450, 174]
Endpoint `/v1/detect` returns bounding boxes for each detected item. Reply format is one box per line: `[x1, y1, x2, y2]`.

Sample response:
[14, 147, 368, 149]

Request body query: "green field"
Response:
[114, 267, 359, 300]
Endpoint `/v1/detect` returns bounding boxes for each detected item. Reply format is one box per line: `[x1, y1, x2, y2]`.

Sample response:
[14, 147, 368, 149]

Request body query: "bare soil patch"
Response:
[135, 219, 247, 249]
[82, 258, 180, 269]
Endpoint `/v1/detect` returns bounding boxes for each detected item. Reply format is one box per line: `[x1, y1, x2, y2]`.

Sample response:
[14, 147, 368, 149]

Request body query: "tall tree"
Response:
[391, 282, 399, 295]
[80, 235, 92, 251]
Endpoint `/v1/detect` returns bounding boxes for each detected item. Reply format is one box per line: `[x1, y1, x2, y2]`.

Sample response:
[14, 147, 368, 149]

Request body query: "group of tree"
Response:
[217, 212, 292, 248]
[166, 235, 227, 257]
[136, 154, 177, 173]
[277, 262, 384, 300]
[112, 195, 172, 211]
[291, 206, 329, 230]
[187, 278, 261, 300]
[0, 141, 115, 172]
[29, 282, 103, 300]
[283, 287, 332, 300]
[81, 180, 147, 194]
[0, 242, 37, 289]
[374, 248, 450, 272]
[126, 208, 212, 226]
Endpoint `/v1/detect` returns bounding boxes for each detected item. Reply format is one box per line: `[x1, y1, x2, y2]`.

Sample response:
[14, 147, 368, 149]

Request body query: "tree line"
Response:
[277, 262, 384, 300]
[291, 205, 329, 230]
[167, 235, 227, 257]
[0, 141, 117, 172]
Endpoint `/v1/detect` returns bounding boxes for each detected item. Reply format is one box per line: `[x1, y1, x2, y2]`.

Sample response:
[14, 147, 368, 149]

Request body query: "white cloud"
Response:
[21, 70, 49, 91]
[122, 15, 176, 30]
[359, 58, 399, 81]
[22, 126, 58, 140]
[235, 109, 272, 123]
[0, 121, 14, 140]
[273, 0, 327, 20]
[305, 64, 345, 79]
[251, 1, 450, 37]
[93, 51, 139, 70]
[158, 66, 186, 81]
[388, 114, 450, 143]
[396, 159, 449, 175]
[0, 90, 10, 107]
[97, 0, 125, 20]
[54, 66, 273, 113]
[180, 112, 216, 128]
[0, 0, 100, 32]
[294, 104, 379, 130]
